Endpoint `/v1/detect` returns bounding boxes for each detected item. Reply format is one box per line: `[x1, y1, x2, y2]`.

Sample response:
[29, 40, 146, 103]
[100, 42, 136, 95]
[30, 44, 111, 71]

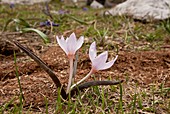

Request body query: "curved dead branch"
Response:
[70, 80, 123, 97]
[14, 41, 67, 99]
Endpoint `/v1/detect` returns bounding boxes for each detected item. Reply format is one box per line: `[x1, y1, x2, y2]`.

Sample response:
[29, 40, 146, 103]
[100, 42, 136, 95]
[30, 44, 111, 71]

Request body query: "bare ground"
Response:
[0, 33, 169, 113]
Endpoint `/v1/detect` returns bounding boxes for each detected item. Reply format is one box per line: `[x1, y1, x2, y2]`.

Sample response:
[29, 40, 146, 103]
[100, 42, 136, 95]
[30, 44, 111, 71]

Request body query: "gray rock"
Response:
[90, 0, 104, 9]
[104, 0, 170, 21]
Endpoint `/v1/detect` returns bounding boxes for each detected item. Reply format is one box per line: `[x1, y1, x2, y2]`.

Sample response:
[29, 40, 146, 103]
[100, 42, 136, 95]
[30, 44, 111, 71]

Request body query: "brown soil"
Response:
[0, 33, 170, 112]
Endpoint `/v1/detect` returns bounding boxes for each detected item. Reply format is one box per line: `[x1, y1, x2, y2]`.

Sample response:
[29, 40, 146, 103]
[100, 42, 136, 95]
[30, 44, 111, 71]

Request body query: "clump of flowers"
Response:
[56, 32, 118, 93]
[14, 32, 121, 100]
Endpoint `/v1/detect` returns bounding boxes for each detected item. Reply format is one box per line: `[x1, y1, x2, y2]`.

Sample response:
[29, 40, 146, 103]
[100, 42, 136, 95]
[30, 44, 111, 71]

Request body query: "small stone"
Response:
[90, 0, 104, 9]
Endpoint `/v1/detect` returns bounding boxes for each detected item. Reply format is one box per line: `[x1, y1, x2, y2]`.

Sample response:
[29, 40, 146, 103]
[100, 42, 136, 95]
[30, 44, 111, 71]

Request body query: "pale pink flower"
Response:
[56, 32, 84, 59]
[56, 32, 84, 93]
[89, 42, 118, 72]
[71, 41, 118, 89]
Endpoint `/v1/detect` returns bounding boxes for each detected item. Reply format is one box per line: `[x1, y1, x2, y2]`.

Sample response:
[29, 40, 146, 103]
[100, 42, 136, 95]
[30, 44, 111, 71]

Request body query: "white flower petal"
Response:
[98, 55, 118, 70]
[96, 51, 108, 63]
[69, 33, 77, 44]
[66, 37, 69, 43]
[76, 36, 84, 51]
[67, 33, 77, 54]
[56, 36, 68, 55]
[92, 51, 108, 70]
[57, 33, 84, 57]
[89, 42, 97, 61]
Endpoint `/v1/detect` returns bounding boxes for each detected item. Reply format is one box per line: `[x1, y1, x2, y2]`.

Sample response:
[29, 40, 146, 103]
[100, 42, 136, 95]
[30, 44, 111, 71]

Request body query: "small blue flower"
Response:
[58, 10, 69, 15]
[9, 3, 15, 9]
[40, 21, 59, 27]
[82, 7, 88, 11]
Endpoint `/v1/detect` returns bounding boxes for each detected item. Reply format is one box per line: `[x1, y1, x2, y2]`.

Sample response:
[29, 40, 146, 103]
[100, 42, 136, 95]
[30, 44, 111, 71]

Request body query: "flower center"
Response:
[91, 67, 97, 74]
[68, 53, 74, 59]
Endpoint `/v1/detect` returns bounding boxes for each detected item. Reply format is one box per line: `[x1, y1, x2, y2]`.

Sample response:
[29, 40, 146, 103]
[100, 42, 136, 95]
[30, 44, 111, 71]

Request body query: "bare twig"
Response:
[42, 2, 53, 19]
[70, 80, 123, 97]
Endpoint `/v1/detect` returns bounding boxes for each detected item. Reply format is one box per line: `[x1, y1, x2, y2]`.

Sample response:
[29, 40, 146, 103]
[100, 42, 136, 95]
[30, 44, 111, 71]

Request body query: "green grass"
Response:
[1, 79, 169, 113]
[0, 1, 170, 114]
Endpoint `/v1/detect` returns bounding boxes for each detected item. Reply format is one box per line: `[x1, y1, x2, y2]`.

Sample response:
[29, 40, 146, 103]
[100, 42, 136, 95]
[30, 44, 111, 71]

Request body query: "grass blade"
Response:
[66, 14, 88, 25]
[0, 97, 16, 113]
[2, 18, 31, 32]
[22, 28, 50, 44]
[13, 18, 31, 27]
[14, 51, 24, 114]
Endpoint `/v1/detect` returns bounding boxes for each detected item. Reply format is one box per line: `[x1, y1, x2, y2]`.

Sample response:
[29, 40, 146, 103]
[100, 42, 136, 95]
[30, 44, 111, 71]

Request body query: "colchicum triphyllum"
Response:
[56, 32, 118, 93]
